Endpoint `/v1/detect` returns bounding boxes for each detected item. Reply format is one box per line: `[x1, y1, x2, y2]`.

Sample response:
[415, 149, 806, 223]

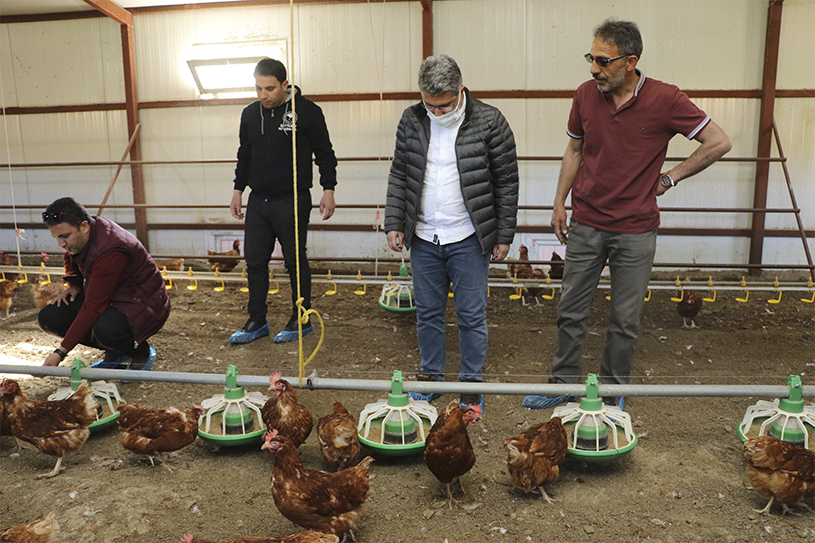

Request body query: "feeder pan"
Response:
[357, 370, 437, 456]
[198, 365, 268, 446]
[552, 374, 638, 462]
[737, 375, 815, 450]
[378, 261, 416, 314]
[47, 359, 124, 433]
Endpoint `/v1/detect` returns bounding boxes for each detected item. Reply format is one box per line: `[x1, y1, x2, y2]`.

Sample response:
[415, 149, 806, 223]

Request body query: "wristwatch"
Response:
[660, 172, 676, 188]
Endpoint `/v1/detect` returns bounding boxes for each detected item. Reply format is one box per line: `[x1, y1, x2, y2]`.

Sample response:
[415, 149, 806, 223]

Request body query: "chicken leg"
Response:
[35, 456, 66, 479]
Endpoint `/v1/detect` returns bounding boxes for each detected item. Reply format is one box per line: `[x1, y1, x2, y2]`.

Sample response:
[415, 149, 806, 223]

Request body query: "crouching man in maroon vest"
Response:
[39, 197, 171, 374]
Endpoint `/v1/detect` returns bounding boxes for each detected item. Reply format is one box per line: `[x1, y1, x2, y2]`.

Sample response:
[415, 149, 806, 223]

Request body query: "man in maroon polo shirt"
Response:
[39, 197, 170, 372]
[524, 19, 731, 410]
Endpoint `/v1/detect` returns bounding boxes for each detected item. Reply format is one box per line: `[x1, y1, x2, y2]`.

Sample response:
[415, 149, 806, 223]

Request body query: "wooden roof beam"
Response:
[83, 0, 133, 26]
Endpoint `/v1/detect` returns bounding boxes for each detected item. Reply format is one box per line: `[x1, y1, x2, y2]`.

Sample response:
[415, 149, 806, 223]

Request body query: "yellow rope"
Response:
[289, 0, 323, 388]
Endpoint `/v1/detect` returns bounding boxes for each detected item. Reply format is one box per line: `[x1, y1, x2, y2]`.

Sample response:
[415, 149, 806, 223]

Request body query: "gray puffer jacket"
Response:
[384, 88, 519, 254]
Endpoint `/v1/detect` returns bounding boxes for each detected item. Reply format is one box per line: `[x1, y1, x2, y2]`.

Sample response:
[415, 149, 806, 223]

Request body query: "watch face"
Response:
[661, 175, 673, 187]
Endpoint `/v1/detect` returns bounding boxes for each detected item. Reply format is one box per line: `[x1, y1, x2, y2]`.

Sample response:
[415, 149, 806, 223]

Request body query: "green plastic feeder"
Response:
[378, 262, 417, 314]
[737, 375, 815, 450]
[357, 371, 437, 456]
[552, 374, 638, 462]
[47, 359, 123, 433]
[198, 365, 268, 446]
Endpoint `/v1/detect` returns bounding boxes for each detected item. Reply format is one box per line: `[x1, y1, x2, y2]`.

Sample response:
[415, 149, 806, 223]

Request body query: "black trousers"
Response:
[38, 291, 150, 358]
[244, 191, 312, 323]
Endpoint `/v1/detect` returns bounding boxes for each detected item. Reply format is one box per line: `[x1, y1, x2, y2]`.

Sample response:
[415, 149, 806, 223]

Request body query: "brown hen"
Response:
[503, 417, 568, 502]
[506, 245, 547, 305]
[677, 290, 703, 328]
[180, 531, 339, 543]
[262, 430, 374, 540]
[507, 245, 534, 279]
[30, 253, 67, 310]
[424, 399, 482, 507]
[0, 250, 22, 317]
[262, 372, 313, 448]
[118, 402, 204, 470]
[0, 512, 60, 543]
[155, 257, 186, 272]
[317, 399, 361, 470]
[0, 378, 96, 478]
[743, 435, 815, 515]
[207, 239, 241, 273]
[548, 251, 564, 280]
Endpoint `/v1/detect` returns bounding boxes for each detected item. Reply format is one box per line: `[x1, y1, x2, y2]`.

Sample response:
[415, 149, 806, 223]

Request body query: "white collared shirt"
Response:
[415, 99, 474, 246]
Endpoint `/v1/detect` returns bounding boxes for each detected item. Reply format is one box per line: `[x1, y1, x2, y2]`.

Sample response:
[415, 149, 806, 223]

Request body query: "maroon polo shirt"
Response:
[567, 70, 709, 233]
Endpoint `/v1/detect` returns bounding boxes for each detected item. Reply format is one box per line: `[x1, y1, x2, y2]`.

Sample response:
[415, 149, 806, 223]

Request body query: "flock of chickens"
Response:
[1, 365, 815, 541]
[0, 245, 805, 542]
[0, 241, 243, 318]
[2, 243, 704, 330]
[0, 252, 69, 317]
[506, 245, 705, 326]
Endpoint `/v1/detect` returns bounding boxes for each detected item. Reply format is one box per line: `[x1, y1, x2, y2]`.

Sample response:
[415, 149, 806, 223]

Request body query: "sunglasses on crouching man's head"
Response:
[42, 211, 64, 222]
[584, 52, 630, 67]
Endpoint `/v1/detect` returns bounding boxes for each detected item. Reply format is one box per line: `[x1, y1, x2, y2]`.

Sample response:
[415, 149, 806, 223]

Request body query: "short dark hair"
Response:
[418, 54, 462, 96]
[43, 197, 91, 228]
[254, 58, 287, 83]
[594, 19, 643, 58]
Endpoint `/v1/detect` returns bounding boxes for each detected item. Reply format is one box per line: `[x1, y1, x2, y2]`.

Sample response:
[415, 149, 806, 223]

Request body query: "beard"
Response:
[594, 66, 626, 93]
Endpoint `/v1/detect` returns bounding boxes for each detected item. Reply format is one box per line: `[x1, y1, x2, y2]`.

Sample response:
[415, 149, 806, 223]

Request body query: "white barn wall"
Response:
[0, 0, 812, 270]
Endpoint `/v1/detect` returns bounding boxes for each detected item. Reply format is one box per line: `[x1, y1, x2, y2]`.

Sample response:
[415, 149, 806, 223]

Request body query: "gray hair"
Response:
[593, 19, 643, 58]
[417, 55, 462, 96]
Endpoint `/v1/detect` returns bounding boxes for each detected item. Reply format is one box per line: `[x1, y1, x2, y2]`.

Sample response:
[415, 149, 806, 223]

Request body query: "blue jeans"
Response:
[551, 221, 656, 385]
[410, 234, 490, 383]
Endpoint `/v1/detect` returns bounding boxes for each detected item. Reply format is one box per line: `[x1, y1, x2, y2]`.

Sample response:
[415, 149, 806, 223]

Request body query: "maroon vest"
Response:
[68, 217, 171, 343]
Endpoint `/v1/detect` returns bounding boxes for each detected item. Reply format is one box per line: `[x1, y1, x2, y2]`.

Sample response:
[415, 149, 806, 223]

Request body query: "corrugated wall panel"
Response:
[135, 12, 200, 102]
[294, 2, 420, 95]
[777, 0, 815, 89]
[524, 0, 649, 91]
[434, 0, 529, 90]
[134, 2, 422, 101]
[7, 18, 123, 107]
[0, 25, 18, 108]
[642, 0, 765, 90]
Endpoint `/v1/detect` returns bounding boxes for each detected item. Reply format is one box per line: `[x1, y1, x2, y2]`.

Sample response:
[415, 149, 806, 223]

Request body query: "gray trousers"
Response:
[551, 220, 657, 385]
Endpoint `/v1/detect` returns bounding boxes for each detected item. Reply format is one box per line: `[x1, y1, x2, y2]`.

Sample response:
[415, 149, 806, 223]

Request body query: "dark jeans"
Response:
[245, 191, 312, 323]
[37, 291, 150, 358]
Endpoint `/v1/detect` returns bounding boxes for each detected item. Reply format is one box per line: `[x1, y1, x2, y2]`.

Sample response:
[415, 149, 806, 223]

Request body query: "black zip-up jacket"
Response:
[384, 87, 519, 254]
[234, 86, 337, 199]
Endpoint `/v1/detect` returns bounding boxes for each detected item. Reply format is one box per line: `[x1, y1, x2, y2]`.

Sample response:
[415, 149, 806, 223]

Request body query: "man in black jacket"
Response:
[385, 55, 519, 411]
[229, 58, 337, 344]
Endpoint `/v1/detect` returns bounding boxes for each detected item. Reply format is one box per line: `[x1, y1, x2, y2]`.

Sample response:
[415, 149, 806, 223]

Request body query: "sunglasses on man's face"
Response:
[584, 52, 629, 67]
[42, 211, 63, 222]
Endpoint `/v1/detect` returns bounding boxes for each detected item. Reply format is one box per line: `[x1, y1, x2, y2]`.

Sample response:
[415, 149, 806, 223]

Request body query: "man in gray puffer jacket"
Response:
[385, 55, 519, 411]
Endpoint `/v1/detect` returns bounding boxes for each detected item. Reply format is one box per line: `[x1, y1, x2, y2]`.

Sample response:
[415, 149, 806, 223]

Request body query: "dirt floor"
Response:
[1, 265, 814, 543]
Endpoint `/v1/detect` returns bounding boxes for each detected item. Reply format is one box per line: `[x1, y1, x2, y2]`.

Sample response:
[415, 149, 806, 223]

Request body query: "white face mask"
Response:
[425, 91, 466, 128]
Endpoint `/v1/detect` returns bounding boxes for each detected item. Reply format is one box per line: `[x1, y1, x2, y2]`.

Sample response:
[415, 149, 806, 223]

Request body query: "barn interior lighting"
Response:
[187, 39, 287, 97]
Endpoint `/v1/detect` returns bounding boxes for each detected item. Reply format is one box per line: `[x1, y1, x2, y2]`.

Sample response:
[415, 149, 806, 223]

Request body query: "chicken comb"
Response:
[468, 404, 483, 416]
[265, 429, 279, 442]
[269, 371, 283, 387]
[181, 535, 194, 543]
